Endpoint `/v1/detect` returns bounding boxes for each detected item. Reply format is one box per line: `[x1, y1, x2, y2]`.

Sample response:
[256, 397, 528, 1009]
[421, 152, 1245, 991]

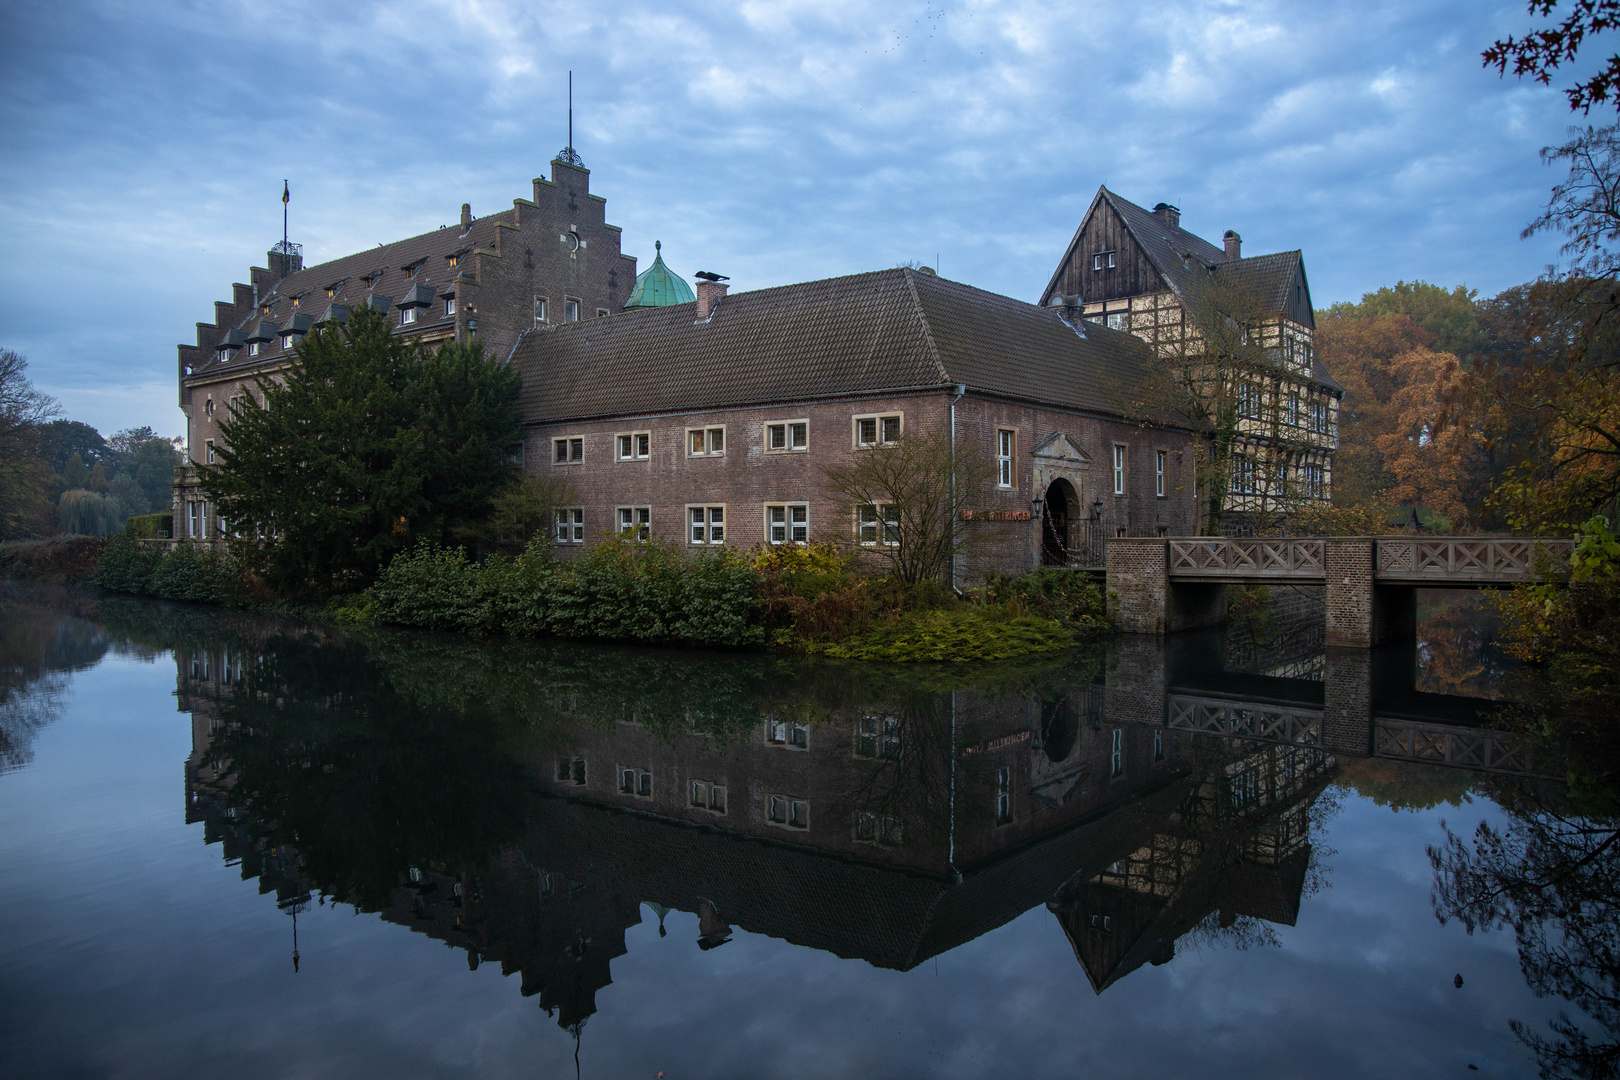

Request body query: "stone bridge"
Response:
[1107, 536, 1573, 646]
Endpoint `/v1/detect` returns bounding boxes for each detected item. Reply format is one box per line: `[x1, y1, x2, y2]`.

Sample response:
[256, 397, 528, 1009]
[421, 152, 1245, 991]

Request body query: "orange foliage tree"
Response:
[1316, 314, 1484, 526]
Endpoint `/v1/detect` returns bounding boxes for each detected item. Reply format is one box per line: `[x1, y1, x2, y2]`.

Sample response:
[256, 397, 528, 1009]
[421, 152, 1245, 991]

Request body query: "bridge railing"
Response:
[1167, 538, 1325, 579]
[1374, 538, 1573, 582]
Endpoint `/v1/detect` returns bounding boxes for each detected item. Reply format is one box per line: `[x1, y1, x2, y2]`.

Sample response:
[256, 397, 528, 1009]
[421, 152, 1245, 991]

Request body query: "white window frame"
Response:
[765, 419, 809, 453]
[445, 296, 457, 316]
[554, 507, 584, 544]
[689, 779, 727, 814]
[995, 764, 1012, 824]
[686, 426, 725, 457]
[1092, 250, 1116, 271]
[1112, 444, 1126, 495]
[249, 341, 261, 357]
[553, 436, 584, 465]
[1234, 457, 1258, 496]
[564, 297, 581, 323]
[1110, 728, 1124, 778]
[997, 428, 1016, 488]
[617, 505, 651, 540]
[1106, 311, 1128, 331]
[534, 296, 548, 323]
[1155, 450, 1166, 498]
[765, 718, 810, 750]
[857, 503, 899, 546]
[767, 794, 810, 830]
[618, 767, 652, 798]
[615, 431, 651, 461]
[853, 412, 902, 448]
[765, 502, 809, 545]
[205, 439, 216, 464]
[400, 307, 417, 326]
[687, 504, 725, 545]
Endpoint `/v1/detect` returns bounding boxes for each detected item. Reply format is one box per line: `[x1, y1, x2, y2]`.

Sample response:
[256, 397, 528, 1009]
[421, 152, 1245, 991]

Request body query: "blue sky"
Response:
[0, 0, 1600, 438]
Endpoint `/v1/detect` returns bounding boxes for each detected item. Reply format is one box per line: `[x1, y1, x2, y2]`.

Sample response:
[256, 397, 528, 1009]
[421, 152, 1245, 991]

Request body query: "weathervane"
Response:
[557, 71, 585, 167]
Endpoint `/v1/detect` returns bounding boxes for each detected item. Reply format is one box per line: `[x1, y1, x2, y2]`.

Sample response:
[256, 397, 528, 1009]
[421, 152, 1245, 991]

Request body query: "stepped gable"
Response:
[512, 267, 1157, 424]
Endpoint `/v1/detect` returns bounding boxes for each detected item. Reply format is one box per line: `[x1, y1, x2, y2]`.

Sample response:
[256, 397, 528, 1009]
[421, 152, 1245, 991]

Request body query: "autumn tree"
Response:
[1485, 0, 1620, 114]
[820, 426, 1002, 586]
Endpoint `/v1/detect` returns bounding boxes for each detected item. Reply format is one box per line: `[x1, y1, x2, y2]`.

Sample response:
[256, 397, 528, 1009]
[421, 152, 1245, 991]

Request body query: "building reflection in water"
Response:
[168, 607, 1550, 1032]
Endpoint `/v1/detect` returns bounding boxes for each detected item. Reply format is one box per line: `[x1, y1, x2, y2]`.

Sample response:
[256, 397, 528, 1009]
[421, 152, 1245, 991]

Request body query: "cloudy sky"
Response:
[0, 0, 1601, 438]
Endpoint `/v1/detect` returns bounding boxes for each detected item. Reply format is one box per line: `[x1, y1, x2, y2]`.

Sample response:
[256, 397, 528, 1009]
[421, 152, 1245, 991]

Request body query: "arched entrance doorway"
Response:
[1042, 478, 1079, 565]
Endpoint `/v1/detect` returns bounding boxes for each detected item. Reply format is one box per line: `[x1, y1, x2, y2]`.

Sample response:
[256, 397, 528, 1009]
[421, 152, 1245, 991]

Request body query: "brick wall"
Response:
[525, 390, 1199, 582]
[1106, 538, 1168, 634]
[1321, 647, 1373, 756]
[1323, 539, 1375, 647]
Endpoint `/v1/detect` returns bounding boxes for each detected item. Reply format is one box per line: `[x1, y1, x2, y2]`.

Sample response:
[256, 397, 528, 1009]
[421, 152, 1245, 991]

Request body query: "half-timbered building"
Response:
[1040, 188, 1342, 530]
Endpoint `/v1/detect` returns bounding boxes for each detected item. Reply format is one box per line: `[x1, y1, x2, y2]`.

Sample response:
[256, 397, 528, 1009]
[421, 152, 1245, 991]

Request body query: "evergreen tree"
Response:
[203, 305, 522, 595]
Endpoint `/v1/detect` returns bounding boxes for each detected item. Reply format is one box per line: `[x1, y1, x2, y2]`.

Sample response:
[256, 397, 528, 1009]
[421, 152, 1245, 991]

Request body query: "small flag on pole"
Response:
[282, 181, 290, 204]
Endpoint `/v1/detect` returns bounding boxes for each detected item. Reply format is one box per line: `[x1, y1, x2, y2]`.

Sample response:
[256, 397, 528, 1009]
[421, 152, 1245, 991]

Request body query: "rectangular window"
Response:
[205, 439, 216, 465]
[188, 501, 200, 538]
[616, 431, 650, 460]
[249, 342, 261, 357]
[445, 297, 457, 316]
[596, 308, 609, 319]
[1156, 450, 1166, 498]
[1111, 728, 1124, 778]
[1112, 445, 1126, 495]
[765, 719, 810, 749]
[853, 413, 902, 447]
[534, 297, 548, 323]
[856, 715, 901, 760]
[401, 308, 417, 326]
[555, 757, 586, 785]
[553, 437, 584, 464]
[1092, 251, 1116, 271]
[1153, 730, 1164, 762]
[554, 507, 584, 543]
[996, 765, 1012, 824]
[857, 504, 899, 546]
[619, 768, 652, 798]
[997, 428, 1015, 488]
[765, 420, 809, 452]
[686, 426, 725, 456]
[688, 505, 724, 544]
[1106, 312, 1128, 331]
[765, 503, 809, 544]
[1234, 458, 1258, 495]
[564, 298, 580, 322]
[768, 795, 810, 829]
[618, 506, 651, 539]
[854, 812, 903, 847]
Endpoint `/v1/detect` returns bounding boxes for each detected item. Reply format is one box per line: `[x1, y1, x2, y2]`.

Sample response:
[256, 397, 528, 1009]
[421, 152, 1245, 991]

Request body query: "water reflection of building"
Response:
[173, 630, 1345, 1030]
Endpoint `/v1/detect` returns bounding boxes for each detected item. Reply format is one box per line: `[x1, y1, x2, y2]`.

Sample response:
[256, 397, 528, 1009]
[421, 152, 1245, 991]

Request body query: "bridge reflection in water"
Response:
[173, 615, 1547, 1029]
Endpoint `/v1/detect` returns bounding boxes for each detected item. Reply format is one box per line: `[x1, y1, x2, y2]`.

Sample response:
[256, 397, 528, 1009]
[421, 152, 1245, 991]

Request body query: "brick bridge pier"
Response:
[1106, 536, 1572, 647]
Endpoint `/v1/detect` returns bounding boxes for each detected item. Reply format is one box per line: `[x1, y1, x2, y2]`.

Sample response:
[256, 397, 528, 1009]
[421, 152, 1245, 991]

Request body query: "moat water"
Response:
[0, 583, 1613, 1079]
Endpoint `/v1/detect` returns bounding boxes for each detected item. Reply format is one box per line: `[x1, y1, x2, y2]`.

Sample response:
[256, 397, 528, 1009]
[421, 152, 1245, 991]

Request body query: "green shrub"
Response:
[124, 513, 173, 540]
[980, 568, 1111, 639]
[367, 536, 765, 648]
[817, 608, 1073, 662]
[92, 534, 248, 606]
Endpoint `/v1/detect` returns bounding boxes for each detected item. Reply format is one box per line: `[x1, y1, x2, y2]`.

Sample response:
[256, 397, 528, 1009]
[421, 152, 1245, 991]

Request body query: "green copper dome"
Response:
[623, 241, 695, 308]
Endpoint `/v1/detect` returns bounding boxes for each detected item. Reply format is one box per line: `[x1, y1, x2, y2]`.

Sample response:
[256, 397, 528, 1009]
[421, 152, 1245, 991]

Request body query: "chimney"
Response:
[1223, 230, 1242, 260]
[1153, 202, 1180, 229]
[695, 279, 728, 320]
[267, 243, 302, 280]
[460, 203, 472, 229]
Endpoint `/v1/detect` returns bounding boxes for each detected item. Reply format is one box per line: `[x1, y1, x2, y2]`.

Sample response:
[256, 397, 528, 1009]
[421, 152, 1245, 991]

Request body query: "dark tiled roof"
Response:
[1101, 188, 1228, 299]
[189, 212, 501, 378]
[513, 268, 1161, 424]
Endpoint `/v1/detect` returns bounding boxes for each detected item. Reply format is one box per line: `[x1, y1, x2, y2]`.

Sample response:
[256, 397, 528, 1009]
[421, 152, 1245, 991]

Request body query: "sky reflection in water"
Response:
[0, 585, 1604, 1079]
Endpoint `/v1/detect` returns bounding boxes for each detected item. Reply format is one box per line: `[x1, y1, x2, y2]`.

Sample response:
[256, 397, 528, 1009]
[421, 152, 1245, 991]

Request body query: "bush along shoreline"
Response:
[346, 538, 1110, 661]
[84, 533, 1111, 661]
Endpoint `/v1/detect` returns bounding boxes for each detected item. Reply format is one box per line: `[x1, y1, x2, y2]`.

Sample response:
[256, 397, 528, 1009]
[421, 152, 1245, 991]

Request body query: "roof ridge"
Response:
[901, 268, 952, 386]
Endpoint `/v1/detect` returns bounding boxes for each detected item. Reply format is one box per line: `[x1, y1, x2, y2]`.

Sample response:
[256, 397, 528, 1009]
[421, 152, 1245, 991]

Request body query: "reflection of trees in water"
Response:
[1414, 591, 1516, 700]
[0, 588, 111, 773]
[1431, 781, 1620, 1079]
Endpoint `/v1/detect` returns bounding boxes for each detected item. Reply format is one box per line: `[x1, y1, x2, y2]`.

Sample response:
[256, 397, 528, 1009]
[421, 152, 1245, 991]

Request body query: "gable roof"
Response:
[1042, 187, 1318, 332]
[512, 268, 1164, 424]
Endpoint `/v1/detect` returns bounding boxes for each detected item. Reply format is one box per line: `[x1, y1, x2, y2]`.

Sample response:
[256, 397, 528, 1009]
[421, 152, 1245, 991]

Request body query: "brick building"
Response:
[1040, 188, 1342, 529]
[510, 266, 1201, 577]
[171, 152, 637, 538]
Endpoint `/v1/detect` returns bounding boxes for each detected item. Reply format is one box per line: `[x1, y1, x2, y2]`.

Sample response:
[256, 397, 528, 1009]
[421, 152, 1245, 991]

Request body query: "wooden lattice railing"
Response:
[1374, 538, 1573, 582]
[1372, 718, 1552, 778]
[1167, 539, 1326, 579]
[1166, 694, 1322, 746]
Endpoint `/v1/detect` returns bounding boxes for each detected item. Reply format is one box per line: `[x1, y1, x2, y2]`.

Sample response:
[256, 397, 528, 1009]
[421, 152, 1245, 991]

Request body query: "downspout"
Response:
[949, 383, 967, 595]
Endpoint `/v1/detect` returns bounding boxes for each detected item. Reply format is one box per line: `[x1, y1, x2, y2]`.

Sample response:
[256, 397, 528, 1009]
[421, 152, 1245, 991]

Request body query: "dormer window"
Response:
[291, 296, 301, 308]
[445, 296, 457, 316]
[1092, 251, 1117, 271]
[216, 348, 233, 364]
[447, 253, 459, 267]
[249, 342, 261, 357]
[281, 334, 294, 350]
[401, 307, 417, 325]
